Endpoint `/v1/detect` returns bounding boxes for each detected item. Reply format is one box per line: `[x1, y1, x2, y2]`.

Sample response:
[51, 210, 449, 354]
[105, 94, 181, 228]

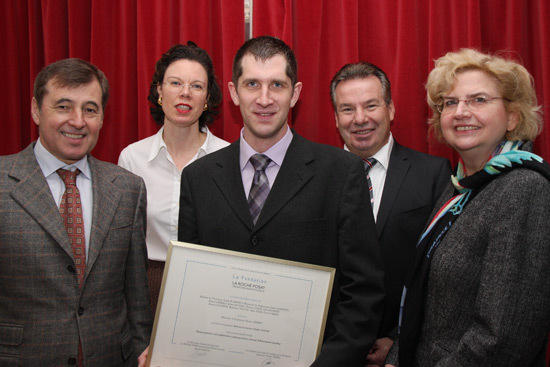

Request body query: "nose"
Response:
[180, 84, 191, 97]
[354, 108, 367, 124]
[256, 86, 273, 107]
[454, 100, 471, 116]
[68, 109, 86, 128]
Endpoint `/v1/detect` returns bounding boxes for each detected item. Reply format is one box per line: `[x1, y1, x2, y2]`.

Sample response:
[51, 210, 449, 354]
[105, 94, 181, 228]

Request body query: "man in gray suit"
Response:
[330, 62, 450, 366]
[0, 59, 152, 366]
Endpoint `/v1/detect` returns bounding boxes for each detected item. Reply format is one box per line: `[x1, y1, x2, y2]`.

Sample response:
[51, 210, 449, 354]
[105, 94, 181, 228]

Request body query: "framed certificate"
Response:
[147, 241, 335, 367]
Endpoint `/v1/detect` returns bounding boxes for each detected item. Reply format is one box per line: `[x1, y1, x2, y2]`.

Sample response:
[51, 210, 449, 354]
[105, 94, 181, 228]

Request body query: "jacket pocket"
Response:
[0, 323, 22, 366]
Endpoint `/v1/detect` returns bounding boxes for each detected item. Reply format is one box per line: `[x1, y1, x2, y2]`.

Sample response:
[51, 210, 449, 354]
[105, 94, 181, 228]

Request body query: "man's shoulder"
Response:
[90, 156, 145, 187]
[393, 142, 449, 167]
[293, 134, 361, 166]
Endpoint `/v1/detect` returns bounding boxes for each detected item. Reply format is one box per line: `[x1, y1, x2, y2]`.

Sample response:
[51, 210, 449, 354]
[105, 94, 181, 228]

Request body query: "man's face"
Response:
[333, 76, 394, 159]
[32, 79, 104, 164]
[228, 54, 302, 151]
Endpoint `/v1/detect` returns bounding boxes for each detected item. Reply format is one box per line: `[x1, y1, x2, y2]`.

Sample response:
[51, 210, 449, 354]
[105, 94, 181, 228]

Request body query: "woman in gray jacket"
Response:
[386, 49, 550, 367]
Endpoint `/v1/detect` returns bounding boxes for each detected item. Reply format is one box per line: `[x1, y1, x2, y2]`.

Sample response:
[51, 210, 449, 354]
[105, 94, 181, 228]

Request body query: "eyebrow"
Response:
[54, 98, 100, 109]
[442, 92, 489, 99]
[165, 76, 206, 83]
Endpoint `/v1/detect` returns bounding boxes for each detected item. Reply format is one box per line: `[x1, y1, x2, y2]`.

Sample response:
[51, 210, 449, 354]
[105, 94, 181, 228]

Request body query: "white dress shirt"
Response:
[118, 126, 229, 261]
[345, 133, 394, 221]
[34, 138, 93, 258]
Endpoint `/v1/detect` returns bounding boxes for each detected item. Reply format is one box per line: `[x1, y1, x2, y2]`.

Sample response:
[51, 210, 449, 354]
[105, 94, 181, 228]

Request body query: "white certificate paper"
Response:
[147, 241, 335, 367]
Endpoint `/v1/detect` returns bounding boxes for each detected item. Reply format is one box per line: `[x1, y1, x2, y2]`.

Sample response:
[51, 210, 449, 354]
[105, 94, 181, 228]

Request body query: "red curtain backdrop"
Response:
[0, 0, 243, 162]
[254, 0, 550, 166]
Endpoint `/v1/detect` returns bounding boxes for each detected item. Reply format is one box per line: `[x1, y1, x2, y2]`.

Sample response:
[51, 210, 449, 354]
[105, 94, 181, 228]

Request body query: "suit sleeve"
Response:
[312, 157, 385, 366]
[125, 178, 153, 355]
[432, 158, 451, 204]
[435, 172, 550, 366]
[178, 168, 199, 244]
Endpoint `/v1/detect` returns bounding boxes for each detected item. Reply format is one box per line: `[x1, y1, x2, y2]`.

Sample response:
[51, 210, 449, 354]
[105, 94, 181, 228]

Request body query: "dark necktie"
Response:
[364, 158, 377, 208]
[57, 168, 86, 286]
[247, 154, 272, 225]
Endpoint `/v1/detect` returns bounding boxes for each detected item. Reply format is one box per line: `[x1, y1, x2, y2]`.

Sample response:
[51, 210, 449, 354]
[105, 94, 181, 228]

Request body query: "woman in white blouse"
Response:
[118, 42, 229, 312]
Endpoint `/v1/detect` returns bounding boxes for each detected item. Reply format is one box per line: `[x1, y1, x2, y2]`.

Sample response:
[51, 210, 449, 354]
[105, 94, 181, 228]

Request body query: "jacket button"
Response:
[78, 307, 84, 316]
[67, 357, 77, 365]
[67, 265, 76, 274]
[251, 235, 259, 246]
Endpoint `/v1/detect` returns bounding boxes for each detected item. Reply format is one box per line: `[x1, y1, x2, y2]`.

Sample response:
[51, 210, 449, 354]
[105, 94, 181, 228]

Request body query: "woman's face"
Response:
[157, 59, 208, 128]
[440, 70, 518, 166]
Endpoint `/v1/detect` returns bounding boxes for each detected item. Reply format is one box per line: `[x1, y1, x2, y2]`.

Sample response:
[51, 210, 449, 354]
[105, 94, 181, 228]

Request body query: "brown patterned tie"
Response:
[57, 168, 86, 286]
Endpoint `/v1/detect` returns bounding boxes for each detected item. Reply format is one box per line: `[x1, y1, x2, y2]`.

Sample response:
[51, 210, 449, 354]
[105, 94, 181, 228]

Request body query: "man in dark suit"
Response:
[330, 62, 450, 366]
[0, 59, 152, 366]
[178, 36, 385, 366]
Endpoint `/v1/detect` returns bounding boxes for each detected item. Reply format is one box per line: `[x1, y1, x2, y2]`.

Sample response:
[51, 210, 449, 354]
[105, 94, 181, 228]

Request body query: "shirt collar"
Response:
[239, 124, 293, 170]
[343, 133, 394, 171]
[34, 138, 91, 179]
[147, 125, 215, 162]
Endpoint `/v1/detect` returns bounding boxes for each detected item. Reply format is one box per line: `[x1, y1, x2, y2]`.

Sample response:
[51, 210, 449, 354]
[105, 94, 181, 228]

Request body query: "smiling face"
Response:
[333, 76, 394, 159]
[228, 54, 302, 152]
[157, 59, 208, 128]
[32, 78, 104, 164]
[440, 69, 518, 172]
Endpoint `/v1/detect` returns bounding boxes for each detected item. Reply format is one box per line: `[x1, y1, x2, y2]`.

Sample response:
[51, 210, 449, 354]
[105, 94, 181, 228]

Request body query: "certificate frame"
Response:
[146, 240, 335, 367]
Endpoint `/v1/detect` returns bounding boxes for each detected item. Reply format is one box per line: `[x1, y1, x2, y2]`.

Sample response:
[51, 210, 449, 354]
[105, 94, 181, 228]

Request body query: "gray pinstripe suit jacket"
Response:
[0, 144, 152, 366]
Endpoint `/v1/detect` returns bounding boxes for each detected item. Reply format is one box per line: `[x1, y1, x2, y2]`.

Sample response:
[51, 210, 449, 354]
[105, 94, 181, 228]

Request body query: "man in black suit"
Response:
[178, 36, 385, 366]
[330, 62, 450, 366]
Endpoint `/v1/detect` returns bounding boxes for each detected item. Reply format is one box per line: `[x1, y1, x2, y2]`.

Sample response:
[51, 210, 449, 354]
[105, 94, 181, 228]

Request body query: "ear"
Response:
[334, 111, 340, 128]
[228, 81, 240, 106]
[31, 98, 40, 126]
[506, 110, 519, 132]
[157, 83, 163, 99]
[388, 100, 396, 122]
[290, 82, 303, 108]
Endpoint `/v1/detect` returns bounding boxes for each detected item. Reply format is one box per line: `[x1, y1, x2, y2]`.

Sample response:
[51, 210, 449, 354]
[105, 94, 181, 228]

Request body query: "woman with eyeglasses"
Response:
[385, 48, 550, 366]
[118, 43, 229, 314]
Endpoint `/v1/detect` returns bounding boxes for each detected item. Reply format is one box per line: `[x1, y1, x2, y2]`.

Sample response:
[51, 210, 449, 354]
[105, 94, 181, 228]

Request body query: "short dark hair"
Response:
[148, 42, 222, 129]
[232, 36, 298, 86]
[330, 62, 392, 107]
[34, 58, 109, 110]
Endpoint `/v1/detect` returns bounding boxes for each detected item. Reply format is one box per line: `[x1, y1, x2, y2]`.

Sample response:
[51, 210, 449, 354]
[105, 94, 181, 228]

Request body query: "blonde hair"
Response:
[426, 48, 542, 141]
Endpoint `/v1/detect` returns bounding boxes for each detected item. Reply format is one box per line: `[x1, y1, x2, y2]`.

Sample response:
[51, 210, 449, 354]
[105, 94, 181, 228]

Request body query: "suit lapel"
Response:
[8, 144, 74, 258]
[254, 134, 314, 231]
[211, 142, 255, 230]
[86, 157, 121, 274]
[376, 143, 410, 235]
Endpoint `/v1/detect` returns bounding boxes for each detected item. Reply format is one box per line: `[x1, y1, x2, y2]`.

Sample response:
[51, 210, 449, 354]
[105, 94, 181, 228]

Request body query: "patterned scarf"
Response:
[397, 140, 550, 366]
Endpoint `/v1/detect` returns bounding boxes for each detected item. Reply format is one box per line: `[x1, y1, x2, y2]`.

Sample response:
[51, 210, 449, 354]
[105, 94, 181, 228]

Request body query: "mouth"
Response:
[175, 104, 192, 113]
[351, 127, 375, 136]
[61, 131, 85, 139]
[455, 125, 479, 131]
[254, 111, 276, 120]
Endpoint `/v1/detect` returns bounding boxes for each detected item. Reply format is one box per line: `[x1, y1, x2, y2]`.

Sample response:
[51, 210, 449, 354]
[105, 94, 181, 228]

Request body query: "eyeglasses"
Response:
[436, 96, 509, 114]
[162, 79, 206, 95]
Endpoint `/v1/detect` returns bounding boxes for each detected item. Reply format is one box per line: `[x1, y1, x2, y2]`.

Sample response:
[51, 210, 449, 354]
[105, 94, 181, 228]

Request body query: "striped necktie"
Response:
[247, 154, 272, 225]
[364, 158, 377, 208]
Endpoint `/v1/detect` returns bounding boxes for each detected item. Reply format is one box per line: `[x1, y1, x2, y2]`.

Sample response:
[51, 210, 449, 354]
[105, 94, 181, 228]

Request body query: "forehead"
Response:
[165, 59, 207, 80]
[238, 54, 289, 81]
[448, 69, 500, 95]
[335, 76, 384, 102]
[44, 78, 103, 106]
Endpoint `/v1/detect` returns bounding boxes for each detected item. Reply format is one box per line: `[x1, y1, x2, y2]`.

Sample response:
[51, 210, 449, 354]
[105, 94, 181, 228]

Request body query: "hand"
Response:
[138, 346, 149, 367]
[384, 365, 396, 367]
[366, 337, 393, 367]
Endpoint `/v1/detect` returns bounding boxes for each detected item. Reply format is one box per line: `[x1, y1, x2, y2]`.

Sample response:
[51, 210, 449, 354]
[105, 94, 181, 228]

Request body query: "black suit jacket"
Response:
[179, 133, 385, 367]
[375, 142, 450, 338]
